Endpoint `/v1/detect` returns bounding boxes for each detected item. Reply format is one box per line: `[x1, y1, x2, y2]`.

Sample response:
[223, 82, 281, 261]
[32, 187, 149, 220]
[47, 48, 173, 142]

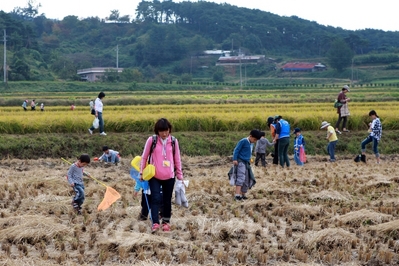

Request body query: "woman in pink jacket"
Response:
[140, 118, 183, 232]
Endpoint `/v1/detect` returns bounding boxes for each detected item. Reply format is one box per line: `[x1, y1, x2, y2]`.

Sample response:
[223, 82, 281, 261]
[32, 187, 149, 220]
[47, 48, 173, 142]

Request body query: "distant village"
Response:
[77, 50, 326, 82]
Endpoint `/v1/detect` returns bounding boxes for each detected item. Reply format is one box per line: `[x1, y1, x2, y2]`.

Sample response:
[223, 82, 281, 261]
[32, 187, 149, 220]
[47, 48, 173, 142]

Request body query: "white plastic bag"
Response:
[175, 181, 188, 208]
[228, 165, 237, 186]
[93, 118, 99, 129]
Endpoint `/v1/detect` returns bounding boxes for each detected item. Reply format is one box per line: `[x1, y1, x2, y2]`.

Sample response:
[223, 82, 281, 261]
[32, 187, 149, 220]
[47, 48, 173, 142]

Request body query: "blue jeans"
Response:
[327, 140, 337, 161]
[294, 150, 304, 166]
[89, 112, 104, 133]
[73, 183, 85, 206]
[103, 153, 120, 163]
[361, 135, 379, 157]
[149, 177, 175, 225]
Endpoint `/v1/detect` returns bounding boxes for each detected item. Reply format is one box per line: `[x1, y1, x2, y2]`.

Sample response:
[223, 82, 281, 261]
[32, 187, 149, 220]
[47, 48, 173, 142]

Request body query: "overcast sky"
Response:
[1, 0, 398, 32]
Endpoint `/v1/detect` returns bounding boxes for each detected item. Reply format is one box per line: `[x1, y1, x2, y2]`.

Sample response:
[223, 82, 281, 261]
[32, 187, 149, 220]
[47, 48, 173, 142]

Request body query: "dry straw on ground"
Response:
[1, 155, 399, 265]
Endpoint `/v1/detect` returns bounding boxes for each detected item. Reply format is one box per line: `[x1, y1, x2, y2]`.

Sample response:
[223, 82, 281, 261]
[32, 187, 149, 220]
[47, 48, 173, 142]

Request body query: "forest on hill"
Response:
[1, 0, 399, 83]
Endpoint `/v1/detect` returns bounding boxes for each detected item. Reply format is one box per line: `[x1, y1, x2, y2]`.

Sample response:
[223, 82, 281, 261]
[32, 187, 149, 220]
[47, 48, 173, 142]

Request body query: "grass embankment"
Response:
[1, 131, 398, 160]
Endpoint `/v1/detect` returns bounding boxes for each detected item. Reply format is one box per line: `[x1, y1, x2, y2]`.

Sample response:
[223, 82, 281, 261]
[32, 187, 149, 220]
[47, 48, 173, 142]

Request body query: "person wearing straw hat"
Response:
[335, 85, 351, 134]
[66, 154, 91, 215]
[320, 121, 338, 162]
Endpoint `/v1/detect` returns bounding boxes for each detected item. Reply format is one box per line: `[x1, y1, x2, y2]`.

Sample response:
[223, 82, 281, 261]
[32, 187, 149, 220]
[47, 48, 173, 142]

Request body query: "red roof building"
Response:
[282, 62, 326, 72]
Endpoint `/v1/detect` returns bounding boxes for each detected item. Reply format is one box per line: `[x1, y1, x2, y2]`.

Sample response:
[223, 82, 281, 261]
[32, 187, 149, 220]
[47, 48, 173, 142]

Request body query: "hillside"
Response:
[1, 1, 399, 83]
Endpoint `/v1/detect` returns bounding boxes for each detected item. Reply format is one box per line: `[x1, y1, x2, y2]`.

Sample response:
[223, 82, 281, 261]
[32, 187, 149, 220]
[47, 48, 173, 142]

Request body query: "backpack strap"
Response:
[148, 135, 176, 163]
[171, 136, 176, 156]
[148, 135, 157, 164]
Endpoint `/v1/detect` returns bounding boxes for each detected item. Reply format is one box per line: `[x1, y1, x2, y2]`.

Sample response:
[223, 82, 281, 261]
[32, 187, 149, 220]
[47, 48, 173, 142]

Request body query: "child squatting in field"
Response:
[67, 154, 90, 215]
[232, 129, 261, 201]
[97, 146, 120, 164]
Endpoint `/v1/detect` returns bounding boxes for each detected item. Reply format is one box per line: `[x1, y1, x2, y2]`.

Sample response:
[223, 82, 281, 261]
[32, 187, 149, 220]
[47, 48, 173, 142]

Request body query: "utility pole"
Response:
[190, 56, 192, 75]
[351, 58, 354, 86]
[3, 29, 6, 84]
[116, 44, 119, 69]
[244, 64, 247, 86]
[239, 56, 242, 88]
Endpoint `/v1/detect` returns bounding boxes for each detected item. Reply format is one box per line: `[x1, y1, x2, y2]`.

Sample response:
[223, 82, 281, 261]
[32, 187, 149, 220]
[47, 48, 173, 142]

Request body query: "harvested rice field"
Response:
[1, 155, 399, 265]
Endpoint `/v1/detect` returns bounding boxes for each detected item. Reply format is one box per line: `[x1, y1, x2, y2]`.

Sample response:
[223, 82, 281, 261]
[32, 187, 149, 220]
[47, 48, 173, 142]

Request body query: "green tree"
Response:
[327, 38, 354, 72]
[120, 68, 143, 82]
[50, 57, 76, 80]
[9, 51, 30, 81]
[101, 69, 120, 82]
[12, 0, 41, 20]
[212, 67, 224, 82]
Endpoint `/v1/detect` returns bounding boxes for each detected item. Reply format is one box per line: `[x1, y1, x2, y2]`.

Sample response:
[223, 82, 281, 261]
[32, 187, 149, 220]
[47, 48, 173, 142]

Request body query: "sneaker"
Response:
[151, 223, 160, 232]
[100, 132, 107, 136]
[342, 129, 350, 132]
[242, 195, 248, 200]
[361, 154, 366, 163]
[354, 155, 361, 163]
[162, 223, 171, 232]
[329, 159, 336, 162]
[335, 130, 342, 134]
[88, 129, 93, 135]
[235, 195, 243, 201]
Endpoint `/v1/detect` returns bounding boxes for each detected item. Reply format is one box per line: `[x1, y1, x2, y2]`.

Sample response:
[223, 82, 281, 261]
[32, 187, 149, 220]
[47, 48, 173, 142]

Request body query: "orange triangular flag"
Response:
[97, 186, 121, 211]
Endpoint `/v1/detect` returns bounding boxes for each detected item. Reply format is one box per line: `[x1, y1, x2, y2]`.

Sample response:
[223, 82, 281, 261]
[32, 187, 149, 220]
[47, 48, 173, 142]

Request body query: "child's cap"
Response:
[320, 121, 330, 129]
[293, 128, 301, 134]
[250, 129, 262, 140]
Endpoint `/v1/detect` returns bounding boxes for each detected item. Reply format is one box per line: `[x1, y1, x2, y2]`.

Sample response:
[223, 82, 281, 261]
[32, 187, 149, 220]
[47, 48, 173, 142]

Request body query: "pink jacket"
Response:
[140, 135, 183, 180]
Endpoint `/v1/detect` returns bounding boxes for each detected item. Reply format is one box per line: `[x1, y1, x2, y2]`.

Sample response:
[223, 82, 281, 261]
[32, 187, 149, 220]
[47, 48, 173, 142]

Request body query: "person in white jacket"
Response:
[98, 146, 120, 164]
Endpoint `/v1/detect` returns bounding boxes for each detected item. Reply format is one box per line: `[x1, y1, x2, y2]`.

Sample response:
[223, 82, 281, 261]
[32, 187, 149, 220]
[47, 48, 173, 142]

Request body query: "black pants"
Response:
[140, 190, 164, 220]
[273, 139, 279, 165]
[335, 114, 347, 130]
[255, 152, 266, 166]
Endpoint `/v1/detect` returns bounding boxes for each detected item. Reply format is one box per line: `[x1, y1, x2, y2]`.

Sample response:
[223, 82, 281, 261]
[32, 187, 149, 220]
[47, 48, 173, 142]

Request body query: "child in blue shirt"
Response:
[293, 128, 305, 166]
[232, 129, 261, 201]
